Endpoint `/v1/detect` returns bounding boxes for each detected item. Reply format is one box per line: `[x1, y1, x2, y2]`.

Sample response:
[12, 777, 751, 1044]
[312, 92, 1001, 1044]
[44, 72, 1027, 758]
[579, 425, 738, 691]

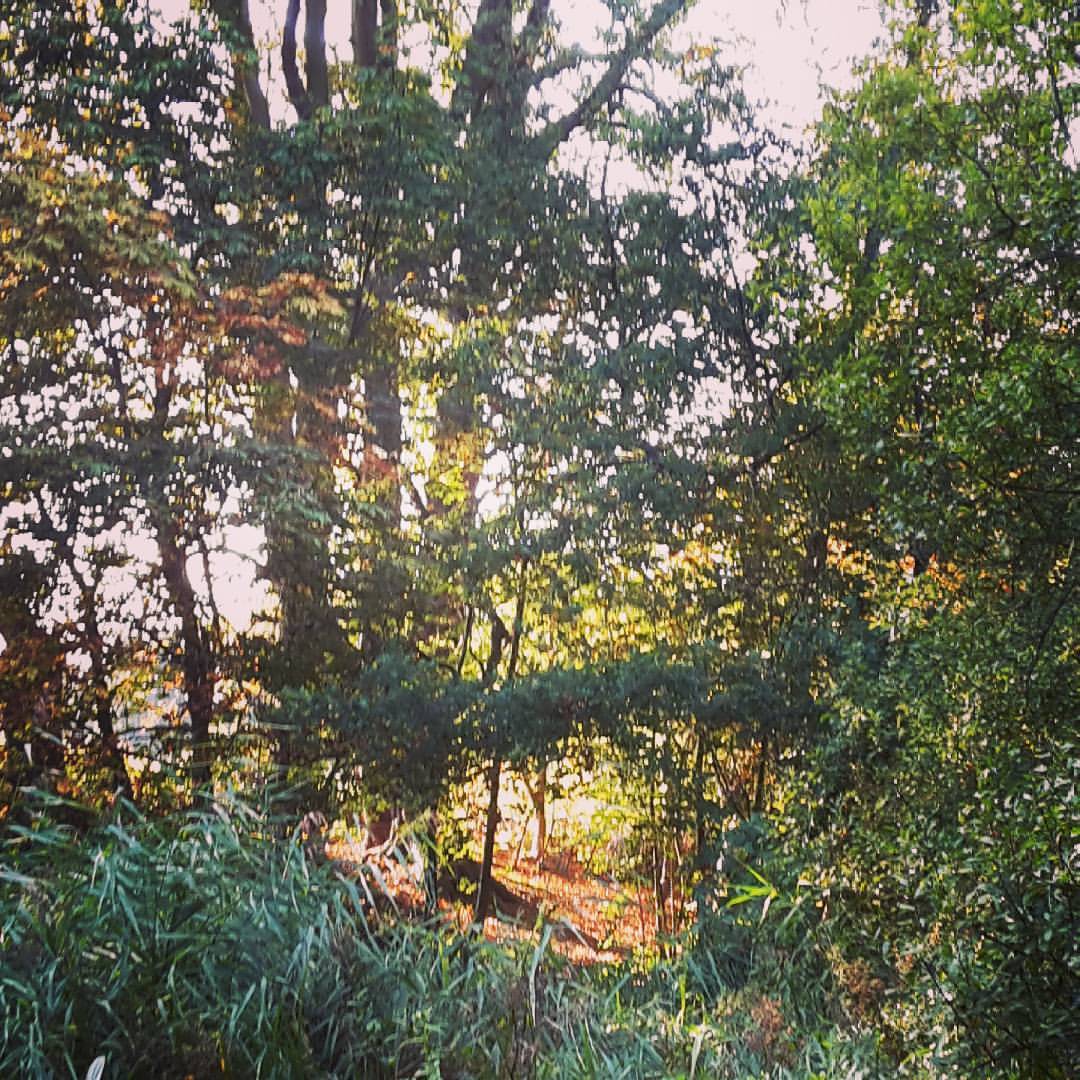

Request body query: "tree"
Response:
[2, 0, 777, 828]
[0, 71, 337, 797]
[754, 0, 1079, 1070]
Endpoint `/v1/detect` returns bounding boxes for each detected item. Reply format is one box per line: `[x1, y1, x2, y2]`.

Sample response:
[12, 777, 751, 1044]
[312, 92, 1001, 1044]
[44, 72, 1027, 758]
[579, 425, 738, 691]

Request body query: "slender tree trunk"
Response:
[94, 690, 132, 799]
[752, 734, 769, 815]
[473, 611, 507, 922]
[156, 520, 215, 791]
[474, 753, 503, 921]
[349, 273, 403, 536]
[351, 0, 378, 67]
[474, 559, 528, 922]
[34, 507, 134, 802]
[527, 763, 547, 863]
[208, 0, 271, 129]
[304, 0, 329, 108]
[87, 622, 132, 799]
[692, 728, 708, 872]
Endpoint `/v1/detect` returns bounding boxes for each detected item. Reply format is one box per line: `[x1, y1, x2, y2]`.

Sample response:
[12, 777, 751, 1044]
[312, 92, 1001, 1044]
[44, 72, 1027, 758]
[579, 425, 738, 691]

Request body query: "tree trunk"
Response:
[474, 753, 502, 921]
[93, 687, 132, 800]
[752, 734, 769, 815]
[156, 520, 215, 791]
[208, 0, 271, 129]
[527, 764, 547, 863]
[87, 617, 132, 800]
[692, 731, 707, 871]
[473, 560, 528, 922]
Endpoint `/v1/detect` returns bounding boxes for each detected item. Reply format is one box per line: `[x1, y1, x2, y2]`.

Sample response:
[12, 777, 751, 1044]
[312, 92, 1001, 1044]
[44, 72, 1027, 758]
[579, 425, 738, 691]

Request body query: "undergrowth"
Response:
[0, 791, 883, 1079]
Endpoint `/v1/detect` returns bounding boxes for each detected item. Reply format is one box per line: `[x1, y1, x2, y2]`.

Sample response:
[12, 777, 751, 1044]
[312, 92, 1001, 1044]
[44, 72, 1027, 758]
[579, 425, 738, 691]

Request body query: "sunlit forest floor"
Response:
[479, 849, 657, 963]
[327, 834, 658, 964]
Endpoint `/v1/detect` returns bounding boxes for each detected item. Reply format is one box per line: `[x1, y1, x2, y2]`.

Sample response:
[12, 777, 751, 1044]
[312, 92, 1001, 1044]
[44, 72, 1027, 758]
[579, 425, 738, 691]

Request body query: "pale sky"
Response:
[555, 0, 885, 132]
[698, 1, 884, 130]
[156, 0, 886, 134]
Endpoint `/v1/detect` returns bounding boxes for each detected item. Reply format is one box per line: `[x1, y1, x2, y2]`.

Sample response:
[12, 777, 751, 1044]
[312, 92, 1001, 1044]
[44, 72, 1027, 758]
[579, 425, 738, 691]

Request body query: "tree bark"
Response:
[474, 560, 528, 921]
[527, 763, 547, 863]
[282, 0, 313, 119]
[87, 618, 133, 799]
[352, 0, 378, 67]
[209, 0, 271, 128]
[474, 753, 503, 921]
[304, 0, 329, 109]
[156, 519, 215, 791]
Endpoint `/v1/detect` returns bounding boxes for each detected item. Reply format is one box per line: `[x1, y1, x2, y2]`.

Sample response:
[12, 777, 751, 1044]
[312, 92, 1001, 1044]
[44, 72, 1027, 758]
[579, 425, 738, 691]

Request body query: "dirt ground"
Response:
[326, 834, 659, 964]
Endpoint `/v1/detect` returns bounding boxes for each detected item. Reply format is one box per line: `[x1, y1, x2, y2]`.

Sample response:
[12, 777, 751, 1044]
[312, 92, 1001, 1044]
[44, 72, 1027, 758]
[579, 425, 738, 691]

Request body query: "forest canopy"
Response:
[0, 0, 1077, 1076]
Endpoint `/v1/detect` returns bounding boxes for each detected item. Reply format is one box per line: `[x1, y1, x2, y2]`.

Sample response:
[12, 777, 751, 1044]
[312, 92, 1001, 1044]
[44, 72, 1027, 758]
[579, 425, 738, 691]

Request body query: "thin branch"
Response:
[456, 604, 475, 679]
[1046, 57, 1069, 148]
[530, 45, 595, 86]
[599, 148, 621, 301]
[196, 532, 225, 642]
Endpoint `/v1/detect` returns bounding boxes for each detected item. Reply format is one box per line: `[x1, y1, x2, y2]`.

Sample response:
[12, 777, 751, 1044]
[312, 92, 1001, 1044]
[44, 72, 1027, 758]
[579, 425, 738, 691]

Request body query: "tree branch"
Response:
[452, 0, 512, 119]
[517, 0, 551, 67]
[537, 0, 686, 151]
[530, 45, 594, 87]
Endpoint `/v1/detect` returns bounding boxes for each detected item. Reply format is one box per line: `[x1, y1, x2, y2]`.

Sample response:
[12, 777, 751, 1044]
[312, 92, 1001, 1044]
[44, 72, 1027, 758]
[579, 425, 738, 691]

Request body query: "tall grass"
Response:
[1, 792, 880, 1078]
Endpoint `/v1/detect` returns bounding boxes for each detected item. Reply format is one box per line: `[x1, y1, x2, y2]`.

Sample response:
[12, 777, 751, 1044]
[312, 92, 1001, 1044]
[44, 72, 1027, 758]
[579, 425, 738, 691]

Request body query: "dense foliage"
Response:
[1, 0, 1076, 1075]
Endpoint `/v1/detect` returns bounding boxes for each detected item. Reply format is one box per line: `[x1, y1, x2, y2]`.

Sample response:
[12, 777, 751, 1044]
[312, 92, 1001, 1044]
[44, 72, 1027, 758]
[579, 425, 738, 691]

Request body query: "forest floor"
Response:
[326, 837, 659, 965]
[461, 848, 658, 963]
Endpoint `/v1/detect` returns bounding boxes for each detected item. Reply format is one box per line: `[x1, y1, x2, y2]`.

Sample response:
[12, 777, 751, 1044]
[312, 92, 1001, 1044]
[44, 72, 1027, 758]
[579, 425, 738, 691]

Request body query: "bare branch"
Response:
[537, 0, 686, 151]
